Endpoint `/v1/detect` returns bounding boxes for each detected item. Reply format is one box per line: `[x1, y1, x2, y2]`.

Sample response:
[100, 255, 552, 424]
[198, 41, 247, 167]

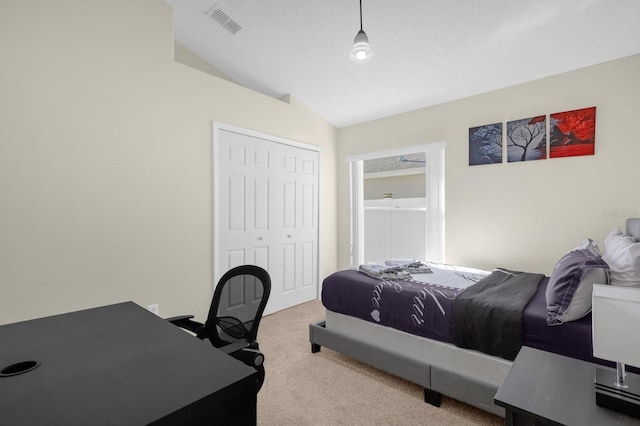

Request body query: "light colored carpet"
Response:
[257, 300, 502, 426]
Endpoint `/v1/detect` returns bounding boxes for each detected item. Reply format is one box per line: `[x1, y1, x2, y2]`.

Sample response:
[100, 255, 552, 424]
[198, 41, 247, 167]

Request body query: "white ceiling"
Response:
[164, 0, 640, 128]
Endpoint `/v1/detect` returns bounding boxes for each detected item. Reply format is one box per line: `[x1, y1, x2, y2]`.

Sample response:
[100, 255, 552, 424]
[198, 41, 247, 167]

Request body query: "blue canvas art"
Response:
[469, 123, 503, 165]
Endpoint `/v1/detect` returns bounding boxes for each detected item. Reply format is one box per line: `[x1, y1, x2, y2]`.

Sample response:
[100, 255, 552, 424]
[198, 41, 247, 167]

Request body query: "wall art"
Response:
[507, 115, 547, 162]
[549, 106, 596, 158]
[469, 122, 503, 165]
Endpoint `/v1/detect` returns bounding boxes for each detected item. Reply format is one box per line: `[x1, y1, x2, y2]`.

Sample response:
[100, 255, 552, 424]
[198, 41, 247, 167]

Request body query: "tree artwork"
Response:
[507, 115, 547, 162]
[550, 107, 596, 158]
[469, 123, 503, 165]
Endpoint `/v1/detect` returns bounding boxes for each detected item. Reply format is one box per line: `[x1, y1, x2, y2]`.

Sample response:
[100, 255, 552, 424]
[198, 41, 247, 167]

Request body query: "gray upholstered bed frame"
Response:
[309, 218, 640, 417]
[309, 311, 510, 416]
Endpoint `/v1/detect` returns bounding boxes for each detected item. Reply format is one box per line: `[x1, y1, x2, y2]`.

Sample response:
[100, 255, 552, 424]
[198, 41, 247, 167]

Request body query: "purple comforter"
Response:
[322, 269, 603, 364]
[322, 270, 465, 343]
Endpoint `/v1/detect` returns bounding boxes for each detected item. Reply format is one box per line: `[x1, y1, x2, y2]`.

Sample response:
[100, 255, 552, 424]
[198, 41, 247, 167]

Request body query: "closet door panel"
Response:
[218, 130, 277, 316]
[227, 175, 246, 231]
[226, 249, 245, 270]
[281, 243, 295, 292]
[301, 241, 314, 288]
[282, 181, 296, 229]
[254, 177, 270, 230]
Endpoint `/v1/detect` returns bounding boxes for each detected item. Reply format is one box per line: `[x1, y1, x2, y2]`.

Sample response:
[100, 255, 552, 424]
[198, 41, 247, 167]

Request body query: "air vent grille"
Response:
[208, 8, 242, 35]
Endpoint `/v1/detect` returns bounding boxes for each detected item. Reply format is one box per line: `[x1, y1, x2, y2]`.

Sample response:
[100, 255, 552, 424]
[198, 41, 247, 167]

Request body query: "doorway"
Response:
[348, 142, 445, 267]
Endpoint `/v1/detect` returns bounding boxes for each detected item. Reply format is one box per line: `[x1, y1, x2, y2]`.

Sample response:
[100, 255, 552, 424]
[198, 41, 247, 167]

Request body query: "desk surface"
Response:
[495, 346, 640, 426]
[0, 302, 257, 425]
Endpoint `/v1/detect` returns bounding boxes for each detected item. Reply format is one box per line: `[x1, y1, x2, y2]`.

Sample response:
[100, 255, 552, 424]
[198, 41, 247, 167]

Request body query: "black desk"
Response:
[0, 302, 257, 425]
[494, 346, 640, 426]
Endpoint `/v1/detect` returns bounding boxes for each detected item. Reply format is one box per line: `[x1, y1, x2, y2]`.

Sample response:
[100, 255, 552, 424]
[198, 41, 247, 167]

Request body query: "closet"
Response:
[214, 123, 319, 315]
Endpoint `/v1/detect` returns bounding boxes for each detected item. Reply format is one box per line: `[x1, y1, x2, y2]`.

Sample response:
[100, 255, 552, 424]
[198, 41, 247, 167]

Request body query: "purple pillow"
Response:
[546, 248, 609, 326]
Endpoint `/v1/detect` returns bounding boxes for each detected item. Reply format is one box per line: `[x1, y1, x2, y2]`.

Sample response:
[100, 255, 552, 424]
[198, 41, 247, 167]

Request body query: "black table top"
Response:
[0, 302, 256, 425]
[495, 346, 640, 426]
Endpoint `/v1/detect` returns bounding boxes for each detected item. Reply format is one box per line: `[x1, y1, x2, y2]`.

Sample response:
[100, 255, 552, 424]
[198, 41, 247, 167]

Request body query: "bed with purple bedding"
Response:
[310, 219, 640, 416]
[311, 266, 603, 417]
[321, 267, 602, 364]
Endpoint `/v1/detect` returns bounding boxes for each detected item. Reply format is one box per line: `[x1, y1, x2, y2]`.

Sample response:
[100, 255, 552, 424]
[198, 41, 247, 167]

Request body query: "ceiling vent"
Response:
[207, 6, 242, 35]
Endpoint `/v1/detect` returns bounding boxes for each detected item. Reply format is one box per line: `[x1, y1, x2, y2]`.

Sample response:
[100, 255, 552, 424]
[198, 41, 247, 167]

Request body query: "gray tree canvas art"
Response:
[507, 116, 547, 162]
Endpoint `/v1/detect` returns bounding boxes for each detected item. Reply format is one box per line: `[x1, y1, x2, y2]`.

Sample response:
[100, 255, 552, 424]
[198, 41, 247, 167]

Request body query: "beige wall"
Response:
[2, 0, 638, 326]
[0, 0, 338, 324]
[339, 54, 640, 275]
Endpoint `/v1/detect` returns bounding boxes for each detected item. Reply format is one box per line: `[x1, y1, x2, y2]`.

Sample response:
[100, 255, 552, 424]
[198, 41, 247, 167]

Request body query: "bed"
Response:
[309, 218, 640, 416]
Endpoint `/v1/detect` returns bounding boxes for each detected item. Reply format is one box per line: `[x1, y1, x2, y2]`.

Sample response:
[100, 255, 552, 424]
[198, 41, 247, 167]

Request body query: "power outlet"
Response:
[147, 304, 159, 316]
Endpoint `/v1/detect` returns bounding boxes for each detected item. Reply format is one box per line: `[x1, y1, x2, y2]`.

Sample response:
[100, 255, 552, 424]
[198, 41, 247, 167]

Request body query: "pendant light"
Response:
[352, 0, 370, 61]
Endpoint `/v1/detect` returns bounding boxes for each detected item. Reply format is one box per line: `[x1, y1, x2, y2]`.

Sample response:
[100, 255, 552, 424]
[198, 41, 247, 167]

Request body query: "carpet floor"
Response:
[256, 300, 503, 425]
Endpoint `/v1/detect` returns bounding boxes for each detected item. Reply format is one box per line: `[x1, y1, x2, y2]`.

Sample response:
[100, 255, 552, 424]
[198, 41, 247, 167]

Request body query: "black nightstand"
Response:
[494, 346, 640, 426]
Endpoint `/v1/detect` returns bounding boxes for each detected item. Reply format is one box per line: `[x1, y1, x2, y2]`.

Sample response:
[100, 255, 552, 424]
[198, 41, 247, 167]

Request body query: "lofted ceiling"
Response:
[164, 0, 640, 128]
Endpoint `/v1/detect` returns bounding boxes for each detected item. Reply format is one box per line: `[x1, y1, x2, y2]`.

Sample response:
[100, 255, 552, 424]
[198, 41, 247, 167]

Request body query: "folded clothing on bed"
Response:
[358, 260, 433, 279]
[384, 259, 433, 274]
[358, 264, 411, 279]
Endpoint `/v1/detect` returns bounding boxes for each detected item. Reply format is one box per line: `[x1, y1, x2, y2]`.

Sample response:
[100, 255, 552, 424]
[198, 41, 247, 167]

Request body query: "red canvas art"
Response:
[549, 107, 596, 158]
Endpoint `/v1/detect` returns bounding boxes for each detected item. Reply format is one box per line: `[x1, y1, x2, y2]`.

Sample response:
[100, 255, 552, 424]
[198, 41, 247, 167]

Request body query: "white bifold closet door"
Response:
[217, 128, 319, 315]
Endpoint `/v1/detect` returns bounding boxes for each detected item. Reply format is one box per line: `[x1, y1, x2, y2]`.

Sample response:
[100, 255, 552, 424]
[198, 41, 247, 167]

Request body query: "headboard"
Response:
[626, 218, 640, 239]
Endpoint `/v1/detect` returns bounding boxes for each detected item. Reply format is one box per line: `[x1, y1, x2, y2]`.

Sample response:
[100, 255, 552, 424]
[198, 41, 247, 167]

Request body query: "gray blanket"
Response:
[451, 268, 544, 360]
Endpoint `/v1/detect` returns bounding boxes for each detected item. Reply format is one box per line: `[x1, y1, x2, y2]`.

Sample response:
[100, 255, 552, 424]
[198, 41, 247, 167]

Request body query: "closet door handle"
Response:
[258, 237, 263, 241]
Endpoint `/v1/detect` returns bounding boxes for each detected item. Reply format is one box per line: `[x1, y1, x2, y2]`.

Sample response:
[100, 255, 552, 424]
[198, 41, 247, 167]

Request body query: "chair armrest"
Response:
[166, 315, 207, 337]
[218, 339, 264, 369]
[219, 340, 250, 354]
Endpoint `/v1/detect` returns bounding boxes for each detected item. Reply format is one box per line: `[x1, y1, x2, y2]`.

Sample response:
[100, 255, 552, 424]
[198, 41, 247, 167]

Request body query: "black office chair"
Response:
[167, 265, 271, 392]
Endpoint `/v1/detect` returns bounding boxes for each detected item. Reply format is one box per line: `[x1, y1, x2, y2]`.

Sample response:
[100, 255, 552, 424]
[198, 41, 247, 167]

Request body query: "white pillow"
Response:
[569, 238, 602, 255]
[602, 227, 640, 287]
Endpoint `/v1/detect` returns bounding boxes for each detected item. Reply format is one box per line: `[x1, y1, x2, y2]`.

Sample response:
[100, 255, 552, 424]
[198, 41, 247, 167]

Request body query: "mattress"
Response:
[523, 277, 595, 363]
[322, 268, 597, 363]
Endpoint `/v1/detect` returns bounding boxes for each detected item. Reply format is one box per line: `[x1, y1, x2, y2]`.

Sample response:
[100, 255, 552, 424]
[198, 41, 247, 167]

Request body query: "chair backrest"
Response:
[205, 265, 271, 348]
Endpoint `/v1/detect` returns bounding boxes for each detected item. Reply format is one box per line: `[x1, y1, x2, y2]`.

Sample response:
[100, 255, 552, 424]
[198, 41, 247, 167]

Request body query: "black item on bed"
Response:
[451, 268, 544, 360]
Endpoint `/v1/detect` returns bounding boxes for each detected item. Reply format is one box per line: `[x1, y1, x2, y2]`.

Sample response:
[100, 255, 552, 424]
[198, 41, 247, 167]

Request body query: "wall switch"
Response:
[147, 304, 159, 316]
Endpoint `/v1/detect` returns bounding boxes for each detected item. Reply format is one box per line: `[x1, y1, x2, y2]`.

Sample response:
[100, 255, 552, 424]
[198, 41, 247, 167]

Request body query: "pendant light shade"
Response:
[352, 0, 370, 61]
[352, 29, 370, 61]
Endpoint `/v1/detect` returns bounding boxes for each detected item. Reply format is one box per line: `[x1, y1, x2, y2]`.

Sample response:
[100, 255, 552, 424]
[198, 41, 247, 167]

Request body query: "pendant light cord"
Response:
[359, 0, 363, 31]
